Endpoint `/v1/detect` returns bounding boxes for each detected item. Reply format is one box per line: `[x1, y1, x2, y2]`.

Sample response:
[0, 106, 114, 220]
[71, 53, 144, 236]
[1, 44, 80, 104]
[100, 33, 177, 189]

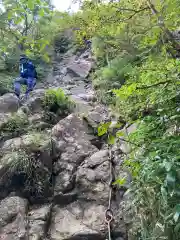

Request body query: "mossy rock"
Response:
[0, 111, 29, 141]
[0, 132, 53, 202]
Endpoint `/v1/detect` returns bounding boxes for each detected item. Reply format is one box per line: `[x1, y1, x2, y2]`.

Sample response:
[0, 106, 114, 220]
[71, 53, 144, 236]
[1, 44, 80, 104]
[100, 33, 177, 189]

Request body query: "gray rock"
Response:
[62, 74, 74, 84]
[67, 59, 92, 78]
[50, 201, 106, 240]
[51, 113, 96, 143]
[54, 170, 74, 193]
[28, 205, 52, 239]
[78, 93, 97, 102]
[0, 93, 19, 113]
[76, 151, 110, 202]
[60, 67, 67, 75]
[83, 150, 109, 168]
[71, 95, 93, 115]
[0, 196, 28, 239]
[83, 105, 109, 129]
[25, 89, 45, 113]
[28, 113, 44, 124]
[1, 132, 51, 159]
[52, 114, 97, 195]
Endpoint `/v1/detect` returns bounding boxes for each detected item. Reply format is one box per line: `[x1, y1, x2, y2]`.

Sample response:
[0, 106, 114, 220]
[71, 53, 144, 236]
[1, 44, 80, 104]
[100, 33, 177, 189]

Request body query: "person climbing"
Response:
[83, 36, 92, 49]
[13, 54, 37, 99]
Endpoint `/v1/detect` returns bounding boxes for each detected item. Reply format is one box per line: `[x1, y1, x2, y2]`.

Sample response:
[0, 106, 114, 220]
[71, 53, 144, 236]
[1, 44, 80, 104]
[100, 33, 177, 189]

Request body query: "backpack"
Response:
[20, 60, 37, 79]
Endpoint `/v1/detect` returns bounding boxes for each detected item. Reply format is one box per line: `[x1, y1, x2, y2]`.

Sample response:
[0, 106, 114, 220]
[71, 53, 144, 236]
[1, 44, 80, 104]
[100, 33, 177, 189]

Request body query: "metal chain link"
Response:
[105, 147, 114, 240]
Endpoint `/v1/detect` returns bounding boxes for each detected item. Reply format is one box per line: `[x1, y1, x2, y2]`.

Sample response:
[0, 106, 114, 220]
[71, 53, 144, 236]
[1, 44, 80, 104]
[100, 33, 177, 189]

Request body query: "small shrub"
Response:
[43, 88, 75, 116]
[0, 112, 29, 138]
[54, 33, 71, 54]
[0, 150, 49, 197]
[93, 55, 135, 104]
[0, 73, 14, 96]
[124, 116, 180, 240]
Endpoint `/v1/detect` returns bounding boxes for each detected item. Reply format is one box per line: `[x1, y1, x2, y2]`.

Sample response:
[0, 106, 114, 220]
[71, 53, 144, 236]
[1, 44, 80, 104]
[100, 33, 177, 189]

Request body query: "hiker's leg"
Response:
[25, 77, 36, 98]
[14, 77, 26, 98]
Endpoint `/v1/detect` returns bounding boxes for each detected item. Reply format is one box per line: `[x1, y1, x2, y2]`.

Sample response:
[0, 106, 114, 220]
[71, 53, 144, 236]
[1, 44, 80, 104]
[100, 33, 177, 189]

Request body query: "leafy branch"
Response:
[136, 80, 173, 90]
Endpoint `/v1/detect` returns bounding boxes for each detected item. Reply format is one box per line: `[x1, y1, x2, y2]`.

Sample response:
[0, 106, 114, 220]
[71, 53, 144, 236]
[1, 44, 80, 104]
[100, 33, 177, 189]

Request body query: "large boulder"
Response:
[52, 113, 96, 143]
[0, 196, 28, 239]
[1, 132, 51, 157]
[50, 201, 106, 240]
[67, 59, 93, 78]
[76, 150, 110, 202]
[25, 89, 45, 113]
[0, 93, 19, 113]
[52, 114, 97, 200]
[83, 105, 109, 129]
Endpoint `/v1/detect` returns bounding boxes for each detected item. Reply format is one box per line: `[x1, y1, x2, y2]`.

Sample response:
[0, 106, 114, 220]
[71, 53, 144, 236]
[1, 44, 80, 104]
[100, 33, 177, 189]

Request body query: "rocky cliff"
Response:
[0, 48, 128, 240]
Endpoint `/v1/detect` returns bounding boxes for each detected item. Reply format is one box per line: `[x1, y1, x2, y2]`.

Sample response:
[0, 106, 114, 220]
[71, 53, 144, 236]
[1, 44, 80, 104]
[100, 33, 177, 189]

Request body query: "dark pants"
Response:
[14, 77, 36, 98]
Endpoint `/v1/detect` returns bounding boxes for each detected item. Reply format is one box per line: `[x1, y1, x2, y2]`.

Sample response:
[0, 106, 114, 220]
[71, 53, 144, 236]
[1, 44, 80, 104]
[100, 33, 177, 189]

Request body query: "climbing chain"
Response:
[105, 147, 115, 240]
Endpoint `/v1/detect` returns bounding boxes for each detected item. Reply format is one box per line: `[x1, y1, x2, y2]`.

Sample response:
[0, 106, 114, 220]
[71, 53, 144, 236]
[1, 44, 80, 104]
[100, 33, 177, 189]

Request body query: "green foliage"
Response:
[114, 56, 180, 121]
[43, 88, 75, 116]
[54, 33, 71, 54]
[0, 73, 14, 95]
[1, 149, 49, 197]
[123, 114, 180, 239]
[94, 55, 134, 89]
[85, 1, 180, 238]
[0, 112, 29, 138]
[93, 54, 136, 103]
[0, 0, 56, 88]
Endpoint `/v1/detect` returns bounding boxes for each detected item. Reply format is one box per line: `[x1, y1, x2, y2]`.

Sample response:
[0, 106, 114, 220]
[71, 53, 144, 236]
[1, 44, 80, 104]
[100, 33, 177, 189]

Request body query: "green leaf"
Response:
[113, 177, 126, 186]
[108, 134, 115, 145]
[8, 11, 13, 20]
[109, 121, 122, 129]
[14, 17, 23, 25]
[25, 49, 31, 57]
[39, 9, 45, 17]
[42, 53, 50, 63]
[116, 130, 126, 138]
[98, 125, 107, 136]
[27, 0, 34, 10]
[97, 122, 111, 136]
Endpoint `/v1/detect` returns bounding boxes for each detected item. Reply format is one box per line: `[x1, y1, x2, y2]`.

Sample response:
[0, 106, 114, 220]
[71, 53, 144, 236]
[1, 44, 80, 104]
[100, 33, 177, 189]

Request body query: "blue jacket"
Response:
[20, 60, 37, 79]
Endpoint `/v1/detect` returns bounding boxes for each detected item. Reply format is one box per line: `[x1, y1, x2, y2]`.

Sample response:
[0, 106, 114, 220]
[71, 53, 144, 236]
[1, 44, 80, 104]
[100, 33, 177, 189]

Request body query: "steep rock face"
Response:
[76, 150, 110, 202]
[0, 48, 127, 240]
[52, 114, 97, 197]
